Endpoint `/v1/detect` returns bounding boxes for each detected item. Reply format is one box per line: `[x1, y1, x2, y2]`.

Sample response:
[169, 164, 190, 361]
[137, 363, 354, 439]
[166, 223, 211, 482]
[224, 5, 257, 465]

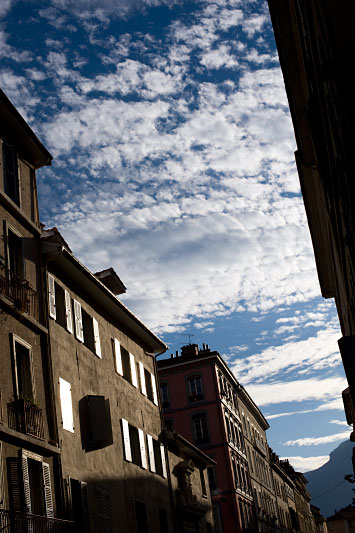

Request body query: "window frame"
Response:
[11, 334, 36, 402]
[191, 411, 210, 445]
[187, 374, 204, 403]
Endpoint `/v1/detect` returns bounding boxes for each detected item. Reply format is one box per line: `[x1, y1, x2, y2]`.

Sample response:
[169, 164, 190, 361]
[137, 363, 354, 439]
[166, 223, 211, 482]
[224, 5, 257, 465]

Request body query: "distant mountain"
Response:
[305, 440, 354, 517]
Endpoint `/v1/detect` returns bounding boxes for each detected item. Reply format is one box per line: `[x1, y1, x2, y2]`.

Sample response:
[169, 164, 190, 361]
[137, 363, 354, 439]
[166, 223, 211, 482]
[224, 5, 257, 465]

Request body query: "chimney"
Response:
[181, 344, 199, 357]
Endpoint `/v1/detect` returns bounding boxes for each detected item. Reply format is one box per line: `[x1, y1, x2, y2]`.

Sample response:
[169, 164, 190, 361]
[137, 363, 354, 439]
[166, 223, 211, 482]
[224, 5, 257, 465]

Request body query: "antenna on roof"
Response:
[180, 333, 195, 345]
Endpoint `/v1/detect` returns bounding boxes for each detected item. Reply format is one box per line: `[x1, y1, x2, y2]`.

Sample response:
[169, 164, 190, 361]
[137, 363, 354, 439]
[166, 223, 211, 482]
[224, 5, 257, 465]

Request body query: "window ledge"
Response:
[0, 293, 47, 334]
[0, 424, 60, 454]
[0, 189, 41, 234]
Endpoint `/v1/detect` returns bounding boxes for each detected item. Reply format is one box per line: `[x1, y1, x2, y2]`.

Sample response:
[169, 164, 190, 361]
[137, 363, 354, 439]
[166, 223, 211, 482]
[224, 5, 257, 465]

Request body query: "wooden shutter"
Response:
[151, 374, 158, 405]
[73, 300, 84, 342]
[65, 290, 73, 333]
[95, 486, 112, 533]
[138, 429, 147, 469]
[93, 318, 102, 358]
[129, 353, 138, 388]
[21, 453, 31, 513]
[42, 462, 54, 517]
[147, 435, 155, 473]
[121, 419, 132, 462]
[48, 274, 56, 319]
[6, 458, 22, 511]
[114, 339, 123, 375]
[139, 362, 147, 396]
[160, 444, 167, 478]
[59, 378, 74, 432]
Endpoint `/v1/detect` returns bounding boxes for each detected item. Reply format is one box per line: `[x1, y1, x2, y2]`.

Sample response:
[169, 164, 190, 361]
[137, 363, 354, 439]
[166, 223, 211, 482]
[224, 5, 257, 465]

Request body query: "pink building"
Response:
[157, 344, 256, 533]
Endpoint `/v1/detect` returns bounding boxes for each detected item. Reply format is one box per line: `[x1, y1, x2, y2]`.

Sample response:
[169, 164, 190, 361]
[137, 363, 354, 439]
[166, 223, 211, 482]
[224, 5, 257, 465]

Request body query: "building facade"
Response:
[0, 89, 75, 529]
[158, 343, 273, 533]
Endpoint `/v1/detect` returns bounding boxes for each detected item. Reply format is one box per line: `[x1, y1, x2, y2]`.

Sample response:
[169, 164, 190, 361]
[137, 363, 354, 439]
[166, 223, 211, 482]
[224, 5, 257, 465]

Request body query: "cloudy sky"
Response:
[1, 0, 350, 474]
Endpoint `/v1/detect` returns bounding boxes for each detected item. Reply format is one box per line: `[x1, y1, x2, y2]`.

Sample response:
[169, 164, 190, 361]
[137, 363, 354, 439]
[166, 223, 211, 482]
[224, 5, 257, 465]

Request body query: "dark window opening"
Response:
[129, 425, 142, 467]
[82, 309, 95, 352]
[70, 478, 90, 532]
[121, 346, 132, 383]
[199, 469, 207, 496]
[55, 283, 66, 328]
[3, 143, 19, 205]
[153, 439, 163, 477]
[145, 368, 153, 402]
[7, 230, 23, 278]
[160, 383, 169, 408]
[158, 508, 168, 533]
[135, 500, 148, 533]
[207, 467, 217, 491]
[192, 413, 209, 445]
[14, 341, 33, 401]
[188, 376, 203, 402]
[28, 458, 45, 515]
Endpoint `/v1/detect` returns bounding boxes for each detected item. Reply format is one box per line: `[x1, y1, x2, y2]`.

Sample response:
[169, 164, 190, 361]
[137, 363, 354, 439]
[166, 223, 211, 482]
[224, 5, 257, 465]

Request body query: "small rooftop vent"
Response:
[94, 268, 126, 295]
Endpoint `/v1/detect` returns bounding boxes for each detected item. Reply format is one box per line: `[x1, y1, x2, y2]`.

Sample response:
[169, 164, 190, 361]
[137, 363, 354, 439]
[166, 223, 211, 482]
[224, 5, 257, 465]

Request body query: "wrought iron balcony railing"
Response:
[0, 509, 77, 532]
[0, 266, 39, 320]
[7, 399, 44, 440]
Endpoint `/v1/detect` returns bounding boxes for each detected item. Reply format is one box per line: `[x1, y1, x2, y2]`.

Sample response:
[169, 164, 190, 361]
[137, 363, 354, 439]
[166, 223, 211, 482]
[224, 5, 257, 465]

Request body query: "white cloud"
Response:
[267, 398, 345, 420]
[283, 432, 350, 447]
[246, 376, 347, 407]
[329, 419, 350, 427]
[283, 455, 330, 473]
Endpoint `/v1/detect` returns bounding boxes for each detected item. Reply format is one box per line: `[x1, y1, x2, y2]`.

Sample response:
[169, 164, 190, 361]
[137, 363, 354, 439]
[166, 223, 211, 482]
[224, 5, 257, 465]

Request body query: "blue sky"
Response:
[1, 0, 350, 473]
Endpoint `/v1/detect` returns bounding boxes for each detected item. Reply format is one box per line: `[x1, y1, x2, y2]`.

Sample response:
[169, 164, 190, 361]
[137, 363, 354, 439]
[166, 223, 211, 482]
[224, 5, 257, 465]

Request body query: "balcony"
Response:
[7, 399, 44, 440]
[0, 266, 38, 320]
[0, 509, 77, 532]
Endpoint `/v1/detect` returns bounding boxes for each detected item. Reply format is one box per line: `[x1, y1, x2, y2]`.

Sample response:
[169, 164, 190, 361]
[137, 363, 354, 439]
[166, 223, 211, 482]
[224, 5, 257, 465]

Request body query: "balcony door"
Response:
[12, 336, 35, 402]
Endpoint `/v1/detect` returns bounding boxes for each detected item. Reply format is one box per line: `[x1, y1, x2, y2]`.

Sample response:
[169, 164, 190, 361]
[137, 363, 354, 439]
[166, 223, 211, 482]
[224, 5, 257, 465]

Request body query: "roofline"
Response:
[158, 350, 269, 429]
[44, 244, 167, 354]
[0, 89, 53, 168]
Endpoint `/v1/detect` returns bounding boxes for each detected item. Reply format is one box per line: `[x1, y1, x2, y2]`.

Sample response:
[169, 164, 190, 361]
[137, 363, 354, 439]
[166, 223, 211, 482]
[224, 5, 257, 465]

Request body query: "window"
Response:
[59, 378, 74, 432]
[6, 227, 23, 278]
[212, 505, 223, 533]
[145, 370, 158, 405]
[121, 419, 147, 469]
[192, 413, 209, 445]
[70, 479, 89, 532]
[188, 376, 203, 402]
[12, 336, 34, 402]
[95, 486, 111, 533]
[160, 383, 169, 408]
[135, 500, 148, 533]
[3, 142, 19, 205]
[199, 469, 207, 496]
[207, 467, 217, 491]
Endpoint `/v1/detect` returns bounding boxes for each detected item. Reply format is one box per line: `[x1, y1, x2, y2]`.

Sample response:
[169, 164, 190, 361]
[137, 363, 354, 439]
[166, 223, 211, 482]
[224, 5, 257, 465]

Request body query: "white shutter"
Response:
[65, 290, 73, 333]
[151, 373, 158, 405]
[147, 435, 155, 473]
[121, 419, 132, 462]
[48, 274, 56, 319]
[138, 429, 147, 469]
[93, 317, 101, 358]
[139, 362, 147, 396]
[114, 339, 123, 375]
[42, 462, 54, 518]
[129, 353, 138, 388]
[160, 444, 167, 478]
[21, 454, 31, 513]
[73, 300, 84, 342]
[59, 378, 74, 432]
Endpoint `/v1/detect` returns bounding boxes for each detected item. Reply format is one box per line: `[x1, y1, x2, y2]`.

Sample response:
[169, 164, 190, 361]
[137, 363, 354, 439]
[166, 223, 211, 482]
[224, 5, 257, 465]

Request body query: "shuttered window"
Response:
[42, 462, 54, 517]
[59, 378, 74, 432]
[114, 339, 123, 375]
[73, 300, 84, 342]
[121, 419, 132, 462]
[139, 362, 147, 396]
[21, 454, 31, 514]
[65, 290, 73, 333]
[93, 317, 101, 358]
[147, 435, 155, 473]
[48, 274, 56, 320]
[151, 374, 158, 405]
[138, 429, 147, 470]
[160, 444, 167, 479]
[129, 353, 138, 388]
